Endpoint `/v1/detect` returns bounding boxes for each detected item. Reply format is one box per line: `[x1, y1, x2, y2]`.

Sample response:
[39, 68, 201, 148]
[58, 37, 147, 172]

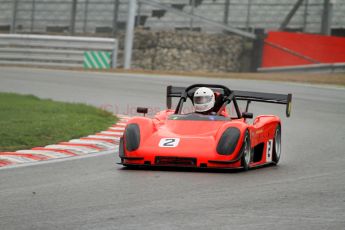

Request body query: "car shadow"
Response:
[118, 163, 275, 174]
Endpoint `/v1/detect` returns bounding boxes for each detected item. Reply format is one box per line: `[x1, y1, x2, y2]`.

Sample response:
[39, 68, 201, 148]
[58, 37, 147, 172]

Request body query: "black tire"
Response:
[272, 124, 282, 165]
[240, 130, 251, 171]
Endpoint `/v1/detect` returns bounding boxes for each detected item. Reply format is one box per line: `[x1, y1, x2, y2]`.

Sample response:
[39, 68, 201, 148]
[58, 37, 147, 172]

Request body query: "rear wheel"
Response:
[272, 124, 281, 165]
[241, 130, 251, 171]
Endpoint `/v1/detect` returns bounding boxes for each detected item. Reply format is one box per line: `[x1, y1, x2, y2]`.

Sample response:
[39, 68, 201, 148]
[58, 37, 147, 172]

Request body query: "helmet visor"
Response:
[194, 96, 213, 105]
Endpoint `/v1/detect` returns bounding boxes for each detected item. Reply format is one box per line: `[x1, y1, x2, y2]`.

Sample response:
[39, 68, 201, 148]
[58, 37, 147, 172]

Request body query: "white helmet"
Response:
[193, 87, 215, 112]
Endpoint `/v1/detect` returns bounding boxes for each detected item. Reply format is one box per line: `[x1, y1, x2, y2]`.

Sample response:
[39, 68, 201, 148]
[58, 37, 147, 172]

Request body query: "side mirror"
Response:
[137, 107, 148, 116]
[242, 112, 253, 119]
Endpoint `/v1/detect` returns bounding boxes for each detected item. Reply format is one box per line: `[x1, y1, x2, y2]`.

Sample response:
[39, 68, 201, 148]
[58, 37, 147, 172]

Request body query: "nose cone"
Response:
[138, 120, 226, 158]
[141, 134, 217, 159]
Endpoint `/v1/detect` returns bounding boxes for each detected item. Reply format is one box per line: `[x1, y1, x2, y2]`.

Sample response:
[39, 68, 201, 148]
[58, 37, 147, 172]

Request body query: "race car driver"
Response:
[193, 87, 228, 116]
[193, 87, 216, 114]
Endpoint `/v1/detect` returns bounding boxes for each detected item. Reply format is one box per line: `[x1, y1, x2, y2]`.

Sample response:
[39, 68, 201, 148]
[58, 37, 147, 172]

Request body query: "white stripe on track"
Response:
[101, 131, 123, 135]
[16, 150, 70, 158]
[109, 127, 125, 131]
[88, 135, 120, 140]
[45, 145, 97, 154]
[0, 147, 119, 170]
[69, 139, 116, 149]
[0, 155, 37, 163]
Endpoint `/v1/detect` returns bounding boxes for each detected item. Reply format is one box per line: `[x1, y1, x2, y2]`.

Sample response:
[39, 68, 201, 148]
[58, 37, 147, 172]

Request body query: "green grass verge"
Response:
[0, 93, 117, 152]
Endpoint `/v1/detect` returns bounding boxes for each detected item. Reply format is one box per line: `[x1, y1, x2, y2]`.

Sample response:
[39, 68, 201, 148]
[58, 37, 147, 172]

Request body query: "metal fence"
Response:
[1, 0, 344, 36]
[0, 34, 118, 68]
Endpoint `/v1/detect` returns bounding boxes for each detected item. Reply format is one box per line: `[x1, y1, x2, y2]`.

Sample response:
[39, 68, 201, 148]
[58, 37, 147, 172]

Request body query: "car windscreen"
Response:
[168, 113, 229, 121]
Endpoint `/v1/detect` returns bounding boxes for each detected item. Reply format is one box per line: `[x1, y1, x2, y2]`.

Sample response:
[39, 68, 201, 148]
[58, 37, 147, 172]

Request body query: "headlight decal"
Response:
[217, 127, 240, 155]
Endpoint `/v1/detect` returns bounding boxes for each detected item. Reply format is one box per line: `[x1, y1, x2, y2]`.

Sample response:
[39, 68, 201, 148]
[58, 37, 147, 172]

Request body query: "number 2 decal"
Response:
[266, 139, 273, 162]
[159, 138, 180, 147]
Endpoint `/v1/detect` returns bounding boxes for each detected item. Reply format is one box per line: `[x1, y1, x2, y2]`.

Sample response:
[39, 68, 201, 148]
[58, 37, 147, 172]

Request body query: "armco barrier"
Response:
[258, 63, 345, 73]
[0, 34, 118, 69]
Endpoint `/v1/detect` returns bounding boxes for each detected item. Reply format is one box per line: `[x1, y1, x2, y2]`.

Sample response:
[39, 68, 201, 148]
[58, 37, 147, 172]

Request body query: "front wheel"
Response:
[241, 130, 251, 171]
[272, 124, 281, 165]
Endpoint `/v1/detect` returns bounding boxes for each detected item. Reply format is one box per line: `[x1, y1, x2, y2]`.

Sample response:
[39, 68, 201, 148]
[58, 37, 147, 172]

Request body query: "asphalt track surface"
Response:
[0, 67, 344, 230]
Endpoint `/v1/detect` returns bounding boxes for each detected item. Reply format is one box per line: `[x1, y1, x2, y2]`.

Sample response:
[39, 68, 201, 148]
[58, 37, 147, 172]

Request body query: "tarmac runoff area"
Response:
[0, 67, 344, 230]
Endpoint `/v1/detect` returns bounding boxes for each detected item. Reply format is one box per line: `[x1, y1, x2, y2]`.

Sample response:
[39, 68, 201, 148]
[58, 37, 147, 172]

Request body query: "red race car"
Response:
[119, 84, 292, 170]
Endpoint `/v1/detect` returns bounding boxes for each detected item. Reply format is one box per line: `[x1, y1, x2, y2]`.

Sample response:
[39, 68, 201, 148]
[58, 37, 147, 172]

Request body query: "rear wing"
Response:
[166, 85, 292, 117]
[233, 90, 292, 117]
